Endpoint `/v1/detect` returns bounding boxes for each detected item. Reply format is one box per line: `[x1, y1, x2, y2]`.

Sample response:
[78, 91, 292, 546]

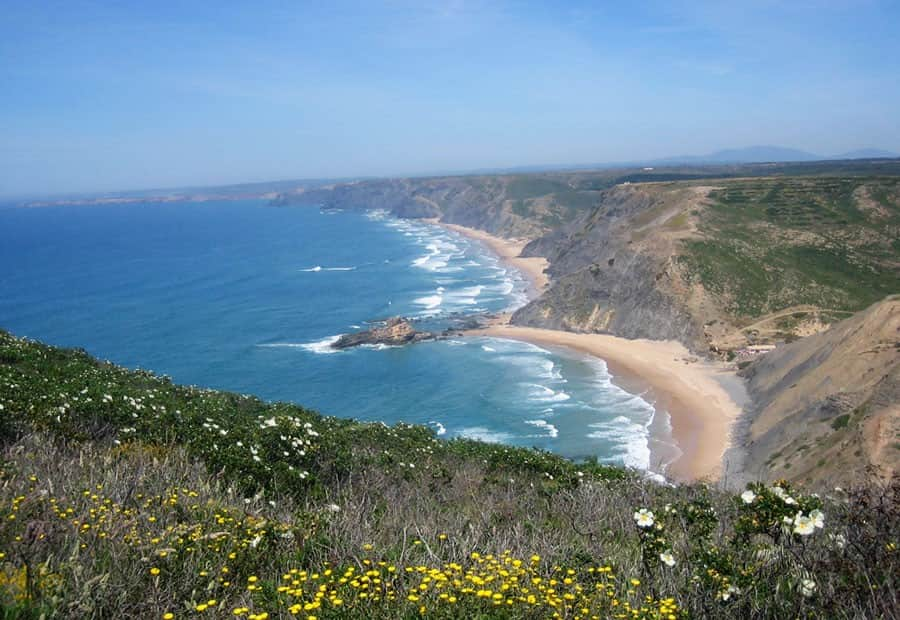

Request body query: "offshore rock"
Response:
[331, 317, 436, 349]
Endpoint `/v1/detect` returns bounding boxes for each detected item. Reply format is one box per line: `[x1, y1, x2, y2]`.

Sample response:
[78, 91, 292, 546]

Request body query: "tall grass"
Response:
[0, 330, 897, 618]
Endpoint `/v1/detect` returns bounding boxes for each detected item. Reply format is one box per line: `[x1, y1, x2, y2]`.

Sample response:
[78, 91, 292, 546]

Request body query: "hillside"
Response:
[269, 165, 900, 492]
[0, 329, 897, 618]
[514, 175, 900, 353]
[275, 165, 900, 356]
[725, 296, 900, 488]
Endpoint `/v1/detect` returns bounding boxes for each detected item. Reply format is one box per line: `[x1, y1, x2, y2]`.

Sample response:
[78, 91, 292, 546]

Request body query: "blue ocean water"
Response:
[0, 200, 658, 469]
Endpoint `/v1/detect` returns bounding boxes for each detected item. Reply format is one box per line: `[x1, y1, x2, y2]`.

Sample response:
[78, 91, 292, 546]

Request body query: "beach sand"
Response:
[471, 324, 744, 482]
[428, 220, 549, 298]
[427, 217, 744, 482]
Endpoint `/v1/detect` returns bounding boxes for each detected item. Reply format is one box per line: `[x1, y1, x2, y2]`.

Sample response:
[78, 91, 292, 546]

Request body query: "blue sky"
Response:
[2, 1, 899, 196]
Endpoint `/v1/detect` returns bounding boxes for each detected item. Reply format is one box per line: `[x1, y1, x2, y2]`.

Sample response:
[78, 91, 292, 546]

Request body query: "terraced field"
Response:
[679, 176, 900, 320]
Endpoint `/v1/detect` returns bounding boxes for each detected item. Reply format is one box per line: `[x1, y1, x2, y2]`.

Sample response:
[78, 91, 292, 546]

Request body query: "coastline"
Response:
[470, 325, 744, 482]
[424, 218, 745, 482]
[426, 219, 549, 299]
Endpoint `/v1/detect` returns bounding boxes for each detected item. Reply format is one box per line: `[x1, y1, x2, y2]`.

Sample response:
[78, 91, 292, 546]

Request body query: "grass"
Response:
[505, 177, 570, 201]
[0, 329, 898, 619]
[678, 176, 900, 319]
[831, 415, 851, 431]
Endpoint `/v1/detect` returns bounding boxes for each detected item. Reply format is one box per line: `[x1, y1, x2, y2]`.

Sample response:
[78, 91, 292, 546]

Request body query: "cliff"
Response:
[725, 296, 900, 488]
[272, 176, 565, 238]
[511, 184, 708, 348]
[273, 170, 900, 357]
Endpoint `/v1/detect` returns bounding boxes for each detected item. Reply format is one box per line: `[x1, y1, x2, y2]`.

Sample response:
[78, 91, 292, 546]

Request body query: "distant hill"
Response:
[834, 148, 899, 159]
[659, 145, 822, 164]
[655, 145, 899, 166]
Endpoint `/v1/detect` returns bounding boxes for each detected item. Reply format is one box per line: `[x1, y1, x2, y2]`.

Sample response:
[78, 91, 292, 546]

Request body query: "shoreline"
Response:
[421, 216, 745, 482]
[468, 324, 745, 482]
[425, 219, 549, 299]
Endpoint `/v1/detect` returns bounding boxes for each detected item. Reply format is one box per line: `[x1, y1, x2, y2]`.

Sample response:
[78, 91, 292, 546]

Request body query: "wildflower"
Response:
[809, 509, 825, 529]
[740, 489, 756, 504]
[793, 513, 816, 536]
[800, 578, 816, 597]
[634, 508, 655, 528]
[659, 551, 676, 567]
[150, 567, 161, 576]
[326, 503, 340, 513]
[163, 614, 174, 620]
[718, 584, 740, 601]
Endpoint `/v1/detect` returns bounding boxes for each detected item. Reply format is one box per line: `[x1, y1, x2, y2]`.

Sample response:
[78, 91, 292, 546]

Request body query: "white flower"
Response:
[772, 486, 787, 499]
[784, 496, 797, 505]
[809, 509, 825, 529]
[261, 417, 277, 428]
[718, 584, 740, 601]
[793, 513, 816, 536]
[326, 503, 340, 513]
[634, 508, 655, 528]
[659, 551, 675, 567]
[741, 490, 756, 504]
[800, 578, 816, 597]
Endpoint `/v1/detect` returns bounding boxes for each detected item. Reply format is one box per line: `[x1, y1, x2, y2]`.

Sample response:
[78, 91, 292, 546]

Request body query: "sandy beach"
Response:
[428, 220, 549, 298]
[426, 217, 744, 482]
[471, 324, 745, 481]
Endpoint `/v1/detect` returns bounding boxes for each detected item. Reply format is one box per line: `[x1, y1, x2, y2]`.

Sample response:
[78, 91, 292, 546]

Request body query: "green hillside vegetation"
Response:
[679, 177, 900, 320]
[0, 329, 897, 619]
[485, 161, 900, 235]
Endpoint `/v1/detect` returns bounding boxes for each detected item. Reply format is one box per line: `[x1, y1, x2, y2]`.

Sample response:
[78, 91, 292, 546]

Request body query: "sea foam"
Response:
[525, 419, 559, 438]
[457, 427, 512, 444]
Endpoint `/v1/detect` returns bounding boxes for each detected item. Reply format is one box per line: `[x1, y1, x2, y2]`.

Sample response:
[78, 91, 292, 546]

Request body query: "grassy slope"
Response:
[415, 160, 900, 242]
[678, 177, 900, 321]
[0, 330, 897, 618]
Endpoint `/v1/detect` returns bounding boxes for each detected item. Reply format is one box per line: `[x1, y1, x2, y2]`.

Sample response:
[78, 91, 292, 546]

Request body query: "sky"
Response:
[2, 0, 899, 197]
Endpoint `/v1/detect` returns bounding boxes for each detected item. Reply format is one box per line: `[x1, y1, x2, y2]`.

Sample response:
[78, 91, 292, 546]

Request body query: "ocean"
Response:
[0, 199, 658, 469]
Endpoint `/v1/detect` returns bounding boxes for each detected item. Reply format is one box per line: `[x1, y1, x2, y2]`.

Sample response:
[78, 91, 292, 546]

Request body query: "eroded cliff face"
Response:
[274, 174, 900, 359]
[724, 297, 900, 489]
[510, 252, 704, 345]
[511, 184, 708, 349]
[273, 176, 550, 238]
[275, 179, 715, 350]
